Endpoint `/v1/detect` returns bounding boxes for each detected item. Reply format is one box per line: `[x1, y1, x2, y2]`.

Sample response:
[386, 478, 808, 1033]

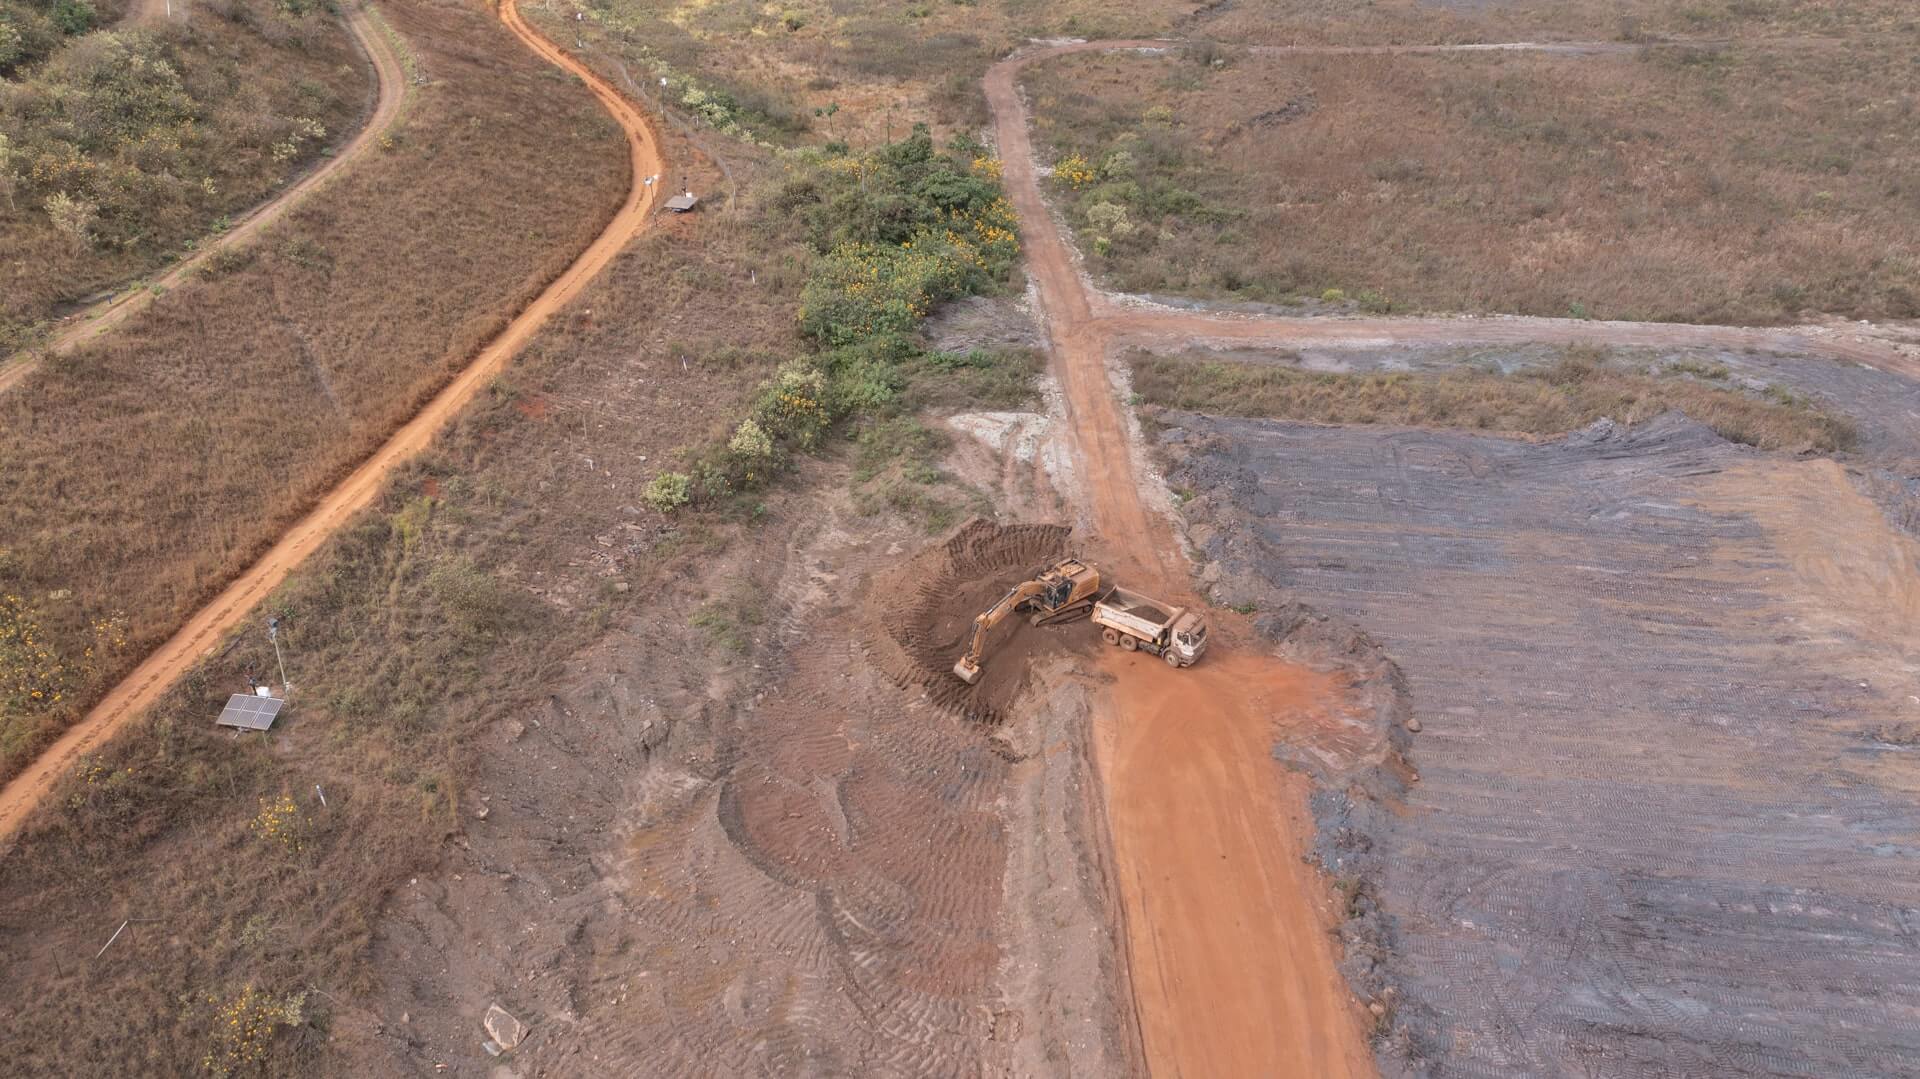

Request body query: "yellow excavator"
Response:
[952, 557, 1102, 685]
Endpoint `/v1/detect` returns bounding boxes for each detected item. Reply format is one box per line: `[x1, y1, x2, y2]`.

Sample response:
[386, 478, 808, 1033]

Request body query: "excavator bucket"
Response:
[953, 656, 984, 685]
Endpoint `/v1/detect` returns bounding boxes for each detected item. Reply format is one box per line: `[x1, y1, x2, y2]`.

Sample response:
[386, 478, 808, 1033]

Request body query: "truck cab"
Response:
[1168, 611, 1208, 666]
[1091, 586, 1210, 669]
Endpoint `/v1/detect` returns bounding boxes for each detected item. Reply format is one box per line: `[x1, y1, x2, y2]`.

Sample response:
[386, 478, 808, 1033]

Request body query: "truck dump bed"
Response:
[1098, 587, 1173, 627]
[1090, 583, 1175, 633]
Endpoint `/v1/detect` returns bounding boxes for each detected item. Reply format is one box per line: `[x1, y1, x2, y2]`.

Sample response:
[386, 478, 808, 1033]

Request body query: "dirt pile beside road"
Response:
[865, 519, 1077, 724]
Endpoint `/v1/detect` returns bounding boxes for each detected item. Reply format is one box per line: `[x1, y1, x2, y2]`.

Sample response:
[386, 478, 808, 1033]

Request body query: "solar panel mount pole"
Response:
[268, 617, 290, 697]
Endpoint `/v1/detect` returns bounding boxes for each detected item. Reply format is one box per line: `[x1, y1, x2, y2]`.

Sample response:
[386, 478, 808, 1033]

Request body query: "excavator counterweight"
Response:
[952, 558, 1101, 684]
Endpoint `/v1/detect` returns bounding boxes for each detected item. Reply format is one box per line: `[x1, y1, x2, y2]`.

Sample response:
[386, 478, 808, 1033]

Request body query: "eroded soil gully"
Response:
[0, 0, 406, 396]
[0, 0, 665, 842]
[993, 33, 1916, 1079]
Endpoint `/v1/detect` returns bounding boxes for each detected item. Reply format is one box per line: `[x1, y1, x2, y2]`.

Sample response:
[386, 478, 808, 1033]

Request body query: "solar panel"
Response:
[216, 693, 285, 731]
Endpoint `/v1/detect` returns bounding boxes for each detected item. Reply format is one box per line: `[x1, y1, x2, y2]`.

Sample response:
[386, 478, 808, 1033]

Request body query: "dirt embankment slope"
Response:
[0, 0, 665, 843]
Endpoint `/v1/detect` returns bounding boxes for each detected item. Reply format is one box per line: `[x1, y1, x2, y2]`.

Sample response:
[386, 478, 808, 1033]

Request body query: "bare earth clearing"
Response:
[1162, 413, 1920, 1074]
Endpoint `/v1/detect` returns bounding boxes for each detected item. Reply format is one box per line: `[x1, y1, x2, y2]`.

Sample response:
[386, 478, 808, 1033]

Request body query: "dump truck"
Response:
[1092, 586, 1208, 668]
[952, 557, 1102, 685]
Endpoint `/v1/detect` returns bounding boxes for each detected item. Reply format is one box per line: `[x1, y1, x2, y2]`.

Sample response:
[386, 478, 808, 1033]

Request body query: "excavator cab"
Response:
[952, 558, 1101, 684]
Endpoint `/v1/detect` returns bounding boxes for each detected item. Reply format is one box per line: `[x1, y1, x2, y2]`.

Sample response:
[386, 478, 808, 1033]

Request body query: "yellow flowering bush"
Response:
[250, 793, 307, 854]
[201, 985, 307, 1078]
[1, 593, 126, 715]
[1053, 152, 1096, 188]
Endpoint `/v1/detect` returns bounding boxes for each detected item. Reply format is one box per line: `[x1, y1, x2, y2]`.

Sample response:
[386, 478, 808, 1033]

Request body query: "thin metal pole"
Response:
[96, 919, 129, 959]
[268, 618, 289, 695]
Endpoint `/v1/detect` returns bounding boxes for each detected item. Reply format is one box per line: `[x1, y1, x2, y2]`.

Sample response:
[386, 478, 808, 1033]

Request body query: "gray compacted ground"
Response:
[1163, 405, 1920, 1078]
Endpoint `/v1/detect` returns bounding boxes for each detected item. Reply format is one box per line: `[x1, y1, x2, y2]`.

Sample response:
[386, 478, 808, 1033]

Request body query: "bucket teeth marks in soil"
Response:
[862, 519, 1077, 725]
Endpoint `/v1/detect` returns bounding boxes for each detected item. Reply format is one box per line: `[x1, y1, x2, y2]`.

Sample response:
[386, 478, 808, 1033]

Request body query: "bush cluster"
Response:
[648, 127, 1020, 511]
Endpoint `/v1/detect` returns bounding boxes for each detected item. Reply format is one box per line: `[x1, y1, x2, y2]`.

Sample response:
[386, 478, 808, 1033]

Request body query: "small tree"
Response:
[51, 0, 93, 35]
[45, 191, 98, 253]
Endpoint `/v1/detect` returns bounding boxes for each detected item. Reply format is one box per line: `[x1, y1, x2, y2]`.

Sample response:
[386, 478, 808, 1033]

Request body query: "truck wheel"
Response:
[1163, 650, 1183, 668]
[1101, 628, 1120, 646]
[1120, 635, 1138, 652]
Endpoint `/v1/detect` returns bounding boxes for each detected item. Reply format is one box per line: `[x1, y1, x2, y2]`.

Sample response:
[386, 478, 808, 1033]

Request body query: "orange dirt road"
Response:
[0, 0, 406, 396]
[988, 42, 1378, 1079]
[0, 0, 665, 843]
[1096, 648, 1375, 1079]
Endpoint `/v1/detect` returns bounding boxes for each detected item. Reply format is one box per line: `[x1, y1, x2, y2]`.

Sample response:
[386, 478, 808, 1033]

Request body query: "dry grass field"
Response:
[0, 0, 626, 785]
[1025, 39, 1920, 323]
[0, 0, 364, 347]
[0, 116, 1058, 1069]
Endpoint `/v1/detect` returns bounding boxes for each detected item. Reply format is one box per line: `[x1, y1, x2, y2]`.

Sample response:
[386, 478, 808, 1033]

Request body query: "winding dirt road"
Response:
[0, 0, 666, 842]
[989, 34, 1916, 1079]
[0, 0, 406, 396]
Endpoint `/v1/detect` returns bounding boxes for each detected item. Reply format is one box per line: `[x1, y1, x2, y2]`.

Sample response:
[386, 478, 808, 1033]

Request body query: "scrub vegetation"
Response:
[0, 0, 361, 347]
[647, 126, 1028, 528]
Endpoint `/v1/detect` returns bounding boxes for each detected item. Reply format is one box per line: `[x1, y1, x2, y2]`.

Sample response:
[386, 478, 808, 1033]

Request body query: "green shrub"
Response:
[644, 471, 692, 512]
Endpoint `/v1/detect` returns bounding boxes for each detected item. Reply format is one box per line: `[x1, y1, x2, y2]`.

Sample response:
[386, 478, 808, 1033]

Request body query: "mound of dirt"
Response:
[863, 519, 1079, 724]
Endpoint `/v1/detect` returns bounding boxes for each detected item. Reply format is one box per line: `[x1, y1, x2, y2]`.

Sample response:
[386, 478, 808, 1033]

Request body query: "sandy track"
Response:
[987, 32, 1913, 1078]
[0, 0, 406, 396]
[0, 0, 665, 842]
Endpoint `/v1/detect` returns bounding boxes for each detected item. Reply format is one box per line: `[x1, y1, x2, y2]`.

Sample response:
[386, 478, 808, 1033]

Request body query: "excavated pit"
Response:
[864, 519, 1081, 725]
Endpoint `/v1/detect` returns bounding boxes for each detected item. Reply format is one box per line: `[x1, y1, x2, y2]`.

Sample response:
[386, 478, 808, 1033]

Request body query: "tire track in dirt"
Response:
[985, 32, 1900, 1079]
[0, 1, 406, 396]
[0, 0, 665, 842]
[521, 518, 1099, 1076]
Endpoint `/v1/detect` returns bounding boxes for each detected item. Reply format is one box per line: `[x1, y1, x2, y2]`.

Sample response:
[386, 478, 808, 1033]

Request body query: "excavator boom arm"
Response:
[953, 580, 1047, 683]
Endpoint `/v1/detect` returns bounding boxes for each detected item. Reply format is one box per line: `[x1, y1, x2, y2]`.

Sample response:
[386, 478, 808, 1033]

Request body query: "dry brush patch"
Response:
[0, 110, 1058, 1068]
[0, 0, 627, 785]
[1026, 42, 1920, 324]
[1129, 345, 1858, 453]
[0, 0, 364, 347]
